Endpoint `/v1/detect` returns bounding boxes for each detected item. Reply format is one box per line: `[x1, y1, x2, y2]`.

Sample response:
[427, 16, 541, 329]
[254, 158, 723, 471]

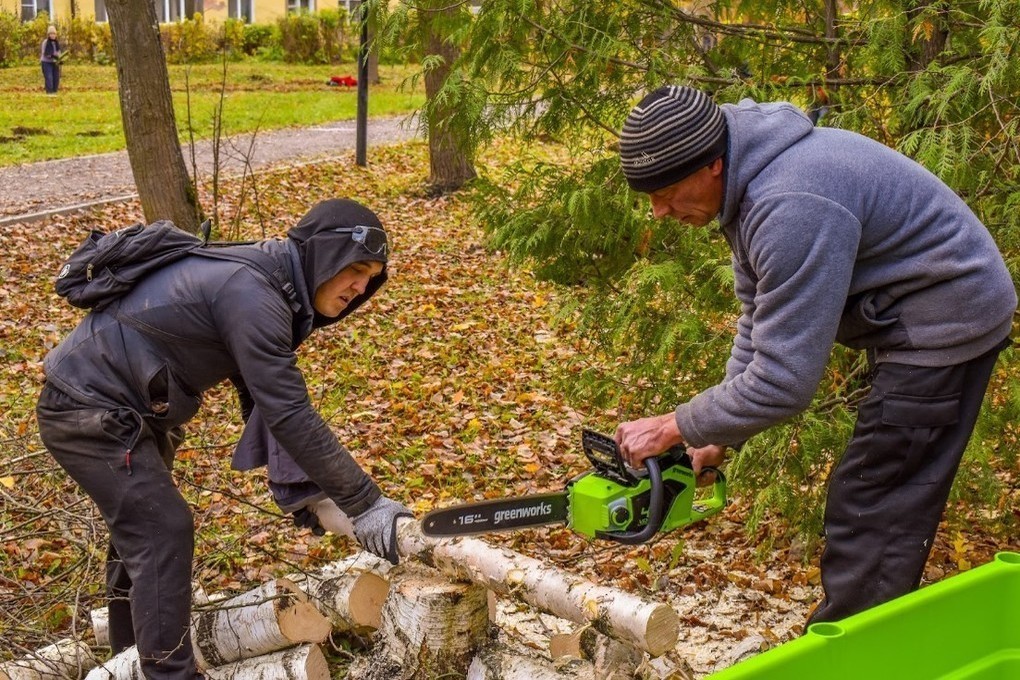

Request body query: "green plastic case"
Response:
[708, 551, 1020, 679]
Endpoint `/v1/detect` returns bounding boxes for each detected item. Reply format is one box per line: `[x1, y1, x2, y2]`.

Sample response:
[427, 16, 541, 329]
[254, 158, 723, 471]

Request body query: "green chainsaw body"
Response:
[568, 450, 727, 539]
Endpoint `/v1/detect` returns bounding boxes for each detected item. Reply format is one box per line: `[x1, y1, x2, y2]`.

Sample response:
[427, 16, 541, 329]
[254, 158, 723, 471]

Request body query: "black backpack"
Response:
[55, 220, 300, 313]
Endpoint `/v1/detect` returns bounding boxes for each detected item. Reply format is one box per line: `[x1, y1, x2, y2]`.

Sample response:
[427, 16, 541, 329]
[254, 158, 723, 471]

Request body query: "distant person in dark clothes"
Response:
[40, 25, 61, 94]
[614, 85, 1016, 626]
[37, 199, 412, 679]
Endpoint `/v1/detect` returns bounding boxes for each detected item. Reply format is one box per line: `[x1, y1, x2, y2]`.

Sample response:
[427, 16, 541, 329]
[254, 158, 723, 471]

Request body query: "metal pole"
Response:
[355, 2, 369, 167]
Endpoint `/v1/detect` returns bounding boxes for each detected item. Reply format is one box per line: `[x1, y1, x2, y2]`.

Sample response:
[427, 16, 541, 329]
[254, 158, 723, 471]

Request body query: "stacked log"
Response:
[313, 501, 679, 658]
[286, 553, 391, 636]
[0, 639, 96, 680]
[85, 579, 331, 679]
[21, 500, 683, 679]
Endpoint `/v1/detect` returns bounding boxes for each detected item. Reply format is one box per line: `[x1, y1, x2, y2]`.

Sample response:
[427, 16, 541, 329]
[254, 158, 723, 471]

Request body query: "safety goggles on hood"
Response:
[287, 199, 389, 327]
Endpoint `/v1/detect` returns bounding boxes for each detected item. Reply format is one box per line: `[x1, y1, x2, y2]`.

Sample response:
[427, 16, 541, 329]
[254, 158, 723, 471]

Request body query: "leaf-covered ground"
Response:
[1, 141, 1014, 677]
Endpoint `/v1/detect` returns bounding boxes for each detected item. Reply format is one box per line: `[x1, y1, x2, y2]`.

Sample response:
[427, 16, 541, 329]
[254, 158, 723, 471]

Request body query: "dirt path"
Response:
[0, 115, 418, 225]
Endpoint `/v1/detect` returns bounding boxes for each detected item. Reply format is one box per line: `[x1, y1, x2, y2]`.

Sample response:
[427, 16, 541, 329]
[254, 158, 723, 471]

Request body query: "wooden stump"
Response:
[0, 639, 97, 680]
[352, 566, 490, 679]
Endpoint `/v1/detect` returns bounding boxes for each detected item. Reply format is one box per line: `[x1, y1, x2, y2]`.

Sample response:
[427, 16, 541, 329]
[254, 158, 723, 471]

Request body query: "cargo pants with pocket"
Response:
[808, 338, 1010, 626]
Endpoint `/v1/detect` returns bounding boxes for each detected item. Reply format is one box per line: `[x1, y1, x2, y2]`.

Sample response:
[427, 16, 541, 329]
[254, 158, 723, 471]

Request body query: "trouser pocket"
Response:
[868, 392, 961, 486]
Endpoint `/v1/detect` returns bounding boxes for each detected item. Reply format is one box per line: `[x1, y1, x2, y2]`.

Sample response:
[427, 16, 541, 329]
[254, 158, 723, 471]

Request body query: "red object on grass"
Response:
[329, 75, 358, 87]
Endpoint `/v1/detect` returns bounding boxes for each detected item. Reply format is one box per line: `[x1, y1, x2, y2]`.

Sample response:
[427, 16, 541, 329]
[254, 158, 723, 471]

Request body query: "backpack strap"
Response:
[193, 246, 302, 314]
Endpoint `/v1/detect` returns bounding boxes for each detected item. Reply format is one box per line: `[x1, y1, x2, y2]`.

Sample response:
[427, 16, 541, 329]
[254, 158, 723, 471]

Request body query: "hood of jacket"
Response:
[717, 99, 815, 227]
[287, 198, 389, 329]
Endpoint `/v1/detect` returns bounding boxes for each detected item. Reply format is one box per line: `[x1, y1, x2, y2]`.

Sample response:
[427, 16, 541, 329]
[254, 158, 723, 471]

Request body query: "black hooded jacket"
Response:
[42, 200, 389, 517]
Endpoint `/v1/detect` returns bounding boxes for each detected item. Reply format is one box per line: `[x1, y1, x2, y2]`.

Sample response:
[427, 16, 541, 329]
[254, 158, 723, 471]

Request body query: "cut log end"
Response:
[347, 572, 389, 630]
[273, 578, 333, 645]
[643, 604, 680, 657]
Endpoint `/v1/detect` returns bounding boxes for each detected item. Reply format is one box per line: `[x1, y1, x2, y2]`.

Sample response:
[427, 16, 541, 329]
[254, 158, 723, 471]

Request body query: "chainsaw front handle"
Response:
[596, 455, 666, 545]
[690, 466, 727, 523]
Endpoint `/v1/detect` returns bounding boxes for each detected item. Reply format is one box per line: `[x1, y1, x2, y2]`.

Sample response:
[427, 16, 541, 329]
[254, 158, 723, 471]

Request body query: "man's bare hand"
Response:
[614, 413, 684, 468]
[687, 444, 726, 486]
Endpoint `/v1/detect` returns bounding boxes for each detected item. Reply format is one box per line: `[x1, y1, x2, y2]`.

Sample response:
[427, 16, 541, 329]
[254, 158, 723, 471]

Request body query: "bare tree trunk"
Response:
[419, 3, 476, 194]
[105, 0, 202, 233]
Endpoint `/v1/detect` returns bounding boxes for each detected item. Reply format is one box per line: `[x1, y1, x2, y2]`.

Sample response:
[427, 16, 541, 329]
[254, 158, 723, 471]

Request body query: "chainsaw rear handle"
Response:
[596, 455, 666, 545]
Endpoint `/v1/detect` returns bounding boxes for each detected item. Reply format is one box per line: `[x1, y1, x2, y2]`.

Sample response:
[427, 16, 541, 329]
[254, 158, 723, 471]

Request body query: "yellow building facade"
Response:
[2, 0, 358, 24]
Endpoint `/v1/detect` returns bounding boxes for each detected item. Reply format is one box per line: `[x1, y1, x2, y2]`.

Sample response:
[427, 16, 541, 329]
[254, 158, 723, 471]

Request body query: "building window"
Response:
[21, 0, 52, 21]
[229, 0, 253, 22]
[287, 0, 314, 14]
[154, 0, 204, 22]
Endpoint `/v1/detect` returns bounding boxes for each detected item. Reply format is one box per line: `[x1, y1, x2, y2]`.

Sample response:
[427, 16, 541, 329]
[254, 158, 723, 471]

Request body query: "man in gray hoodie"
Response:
[37, 199, 411, 679]
[615, 86, 1015, 625]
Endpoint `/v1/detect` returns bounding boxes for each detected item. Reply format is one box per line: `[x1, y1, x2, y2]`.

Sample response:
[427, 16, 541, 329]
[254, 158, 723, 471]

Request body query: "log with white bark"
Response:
[369, 566, 490, 676]
[286, 553, 391, 635]
[202, 644, 328, 680]
[83, 647, 139, 680]
[190, 577, 331, 668]
[467, 643, 594, 680]
[92, 586, 220, 647]
[550, 625, 644, 679]
[313, 501, 679, 657]
[0, 638, 97, 680]
[86, 578, 330, 679]
[91, 607, 110, 648]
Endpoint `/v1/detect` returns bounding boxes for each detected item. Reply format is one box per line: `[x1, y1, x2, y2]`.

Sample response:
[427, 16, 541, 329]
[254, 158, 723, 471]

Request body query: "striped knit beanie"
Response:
[620, 86, 728, 192]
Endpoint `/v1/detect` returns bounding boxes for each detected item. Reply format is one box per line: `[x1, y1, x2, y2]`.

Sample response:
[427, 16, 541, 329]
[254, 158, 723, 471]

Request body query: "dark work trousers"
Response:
[41, 61, 59, 93]
[37, 383, 199, 680]
[808, 338, 1010, 626]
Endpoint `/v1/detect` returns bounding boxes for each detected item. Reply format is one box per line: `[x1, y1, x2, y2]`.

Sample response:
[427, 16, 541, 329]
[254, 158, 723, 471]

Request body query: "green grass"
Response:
[0, 62, 424, 166]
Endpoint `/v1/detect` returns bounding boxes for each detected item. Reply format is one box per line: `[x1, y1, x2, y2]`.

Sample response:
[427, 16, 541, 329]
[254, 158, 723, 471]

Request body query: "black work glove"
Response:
[351, 496, 413, 565]
[292, 506, 325, 536]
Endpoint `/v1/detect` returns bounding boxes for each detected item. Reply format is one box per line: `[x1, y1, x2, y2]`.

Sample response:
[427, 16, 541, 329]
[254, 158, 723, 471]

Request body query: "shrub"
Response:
[162, 12, 219, 64]
[0, 11, 23, 67]
[240, 22, 275, 57]
[277, 11, 321, 63]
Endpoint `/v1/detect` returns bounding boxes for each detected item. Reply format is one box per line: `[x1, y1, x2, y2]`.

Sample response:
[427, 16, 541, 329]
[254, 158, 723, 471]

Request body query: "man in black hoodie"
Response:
[37, 199, 411, 679]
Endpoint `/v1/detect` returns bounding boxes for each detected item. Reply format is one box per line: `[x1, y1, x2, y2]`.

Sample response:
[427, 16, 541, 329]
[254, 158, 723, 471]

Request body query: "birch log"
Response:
[314, 502, 680, 657]
[550, 626, 644, 679]
[90, 607, 110, 647]
[92, 586, 219, 647]
[370, 566, 490, 676]
[0, 639, 97, 680]
[467, 644, 594, 679]
[83, 647, 140, 680]
[202, 644, 328, 680]
[191, 578, 331, 668]
[287, 553, 391, 635]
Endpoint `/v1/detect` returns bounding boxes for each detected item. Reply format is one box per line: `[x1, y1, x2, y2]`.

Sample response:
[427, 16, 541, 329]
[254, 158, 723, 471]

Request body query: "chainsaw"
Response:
[421, 429, 726, 544]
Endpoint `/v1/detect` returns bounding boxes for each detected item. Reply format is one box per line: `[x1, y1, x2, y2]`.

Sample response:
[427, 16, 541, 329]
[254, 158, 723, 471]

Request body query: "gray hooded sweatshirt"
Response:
[674, 99, 1016, 448]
